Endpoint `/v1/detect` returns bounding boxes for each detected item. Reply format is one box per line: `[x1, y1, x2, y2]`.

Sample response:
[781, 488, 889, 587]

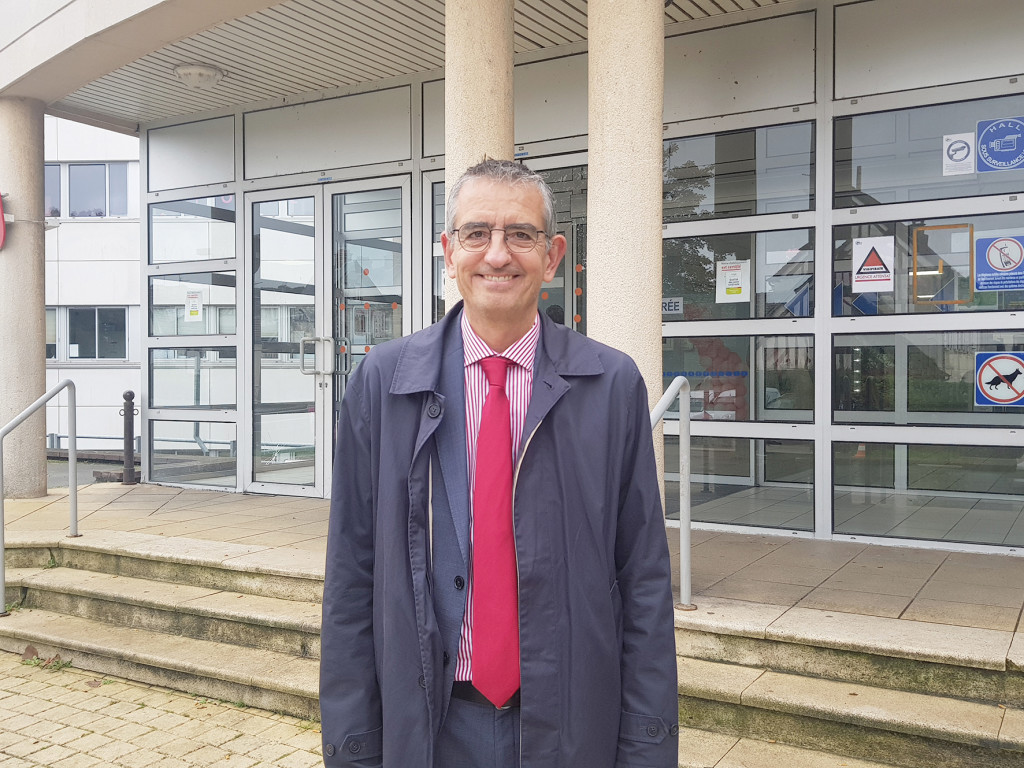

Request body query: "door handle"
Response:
[322, 337, 336, 375]
[338, 337, 352, 375]
[299, 336, 321, 375]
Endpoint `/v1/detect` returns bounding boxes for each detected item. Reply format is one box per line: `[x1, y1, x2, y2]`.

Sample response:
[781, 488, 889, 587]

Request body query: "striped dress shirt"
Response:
[454, 310, 539, 681]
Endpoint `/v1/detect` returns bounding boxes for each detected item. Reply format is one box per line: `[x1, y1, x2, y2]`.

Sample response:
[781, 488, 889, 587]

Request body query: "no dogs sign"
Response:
[976, 352, 1024, 406]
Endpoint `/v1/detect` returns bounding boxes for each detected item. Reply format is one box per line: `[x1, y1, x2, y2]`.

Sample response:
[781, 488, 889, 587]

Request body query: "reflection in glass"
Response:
[69, 164, 106, 217]
[834, 331, 1024, 426]
[431, 182, 446, 323]
[833, 212, 1024, 316]
[150, 195, 236, 264]
[665, 436, 813, 530]
[253, 198, 316, 486]
[663, 121, 814, 222]
[150, 348, 236, 409]
[835, 94, 1024, 208]
[663, 228, 813, 321]
[538, 165, 588, 334]
[150, 420, 236, 487]
[663, 335, 813, 422]
[149, 272, 236, 336]
[834, 442, 1024, 546]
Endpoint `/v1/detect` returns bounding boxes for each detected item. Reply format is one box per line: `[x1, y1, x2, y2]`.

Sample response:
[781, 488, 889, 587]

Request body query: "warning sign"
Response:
[977, 117, 1024, 172]
[975, 236, 1024, 292]
[852, 236, 895, 293]
[976, 352, 1024, 406]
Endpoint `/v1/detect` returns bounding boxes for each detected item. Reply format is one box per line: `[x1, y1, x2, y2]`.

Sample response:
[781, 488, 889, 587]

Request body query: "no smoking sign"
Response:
[976, 352, 1024, 406]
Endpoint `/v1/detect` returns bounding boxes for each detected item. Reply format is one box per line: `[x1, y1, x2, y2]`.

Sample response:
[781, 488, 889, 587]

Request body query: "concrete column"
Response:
[0, 97, 47, 498]
[587, 0, 665, 410]
[443, 0, 515, 309]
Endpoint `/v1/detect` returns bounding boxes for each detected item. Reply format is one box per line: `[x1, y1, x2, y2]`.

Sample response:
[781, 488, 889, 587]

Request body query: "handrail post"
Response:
[2, 379, 81, 616]
[650, 376, 695, 611]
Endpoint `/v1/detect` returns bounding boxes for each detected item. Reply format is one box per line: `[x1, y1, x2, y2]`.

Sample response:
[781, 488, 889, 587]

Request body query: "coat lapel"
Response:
[435, 330, 471, 566]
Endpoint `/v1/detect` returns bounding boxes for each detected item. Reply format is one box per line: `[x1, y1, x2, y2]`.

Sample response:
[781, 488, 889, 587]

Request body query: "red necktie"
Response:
[472, 356, 520, 707]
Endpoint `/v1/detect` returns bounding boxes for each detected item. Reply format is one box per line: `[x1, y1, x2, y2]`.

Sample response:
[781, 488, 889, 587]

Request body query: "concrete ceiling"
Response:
[48, 0, 794, 132]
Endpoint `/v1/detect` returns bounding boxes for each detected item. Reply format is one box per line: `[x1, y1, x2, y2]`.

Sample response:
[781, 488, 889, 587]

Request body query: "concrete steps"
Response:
[1, 531, 323, 720]
[675, 597, 1024, 768]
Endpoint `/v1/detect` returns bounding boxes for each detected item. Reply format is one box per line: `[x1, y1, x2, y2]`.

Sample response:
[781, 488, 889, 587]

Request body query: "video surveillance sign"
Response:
[976, 117, 1024, 173]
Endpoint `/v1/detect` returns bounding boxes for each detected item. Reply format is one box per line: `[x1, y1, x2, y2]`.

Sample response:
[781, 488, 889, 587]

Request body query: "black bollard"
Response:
[122, 390, 137, 485]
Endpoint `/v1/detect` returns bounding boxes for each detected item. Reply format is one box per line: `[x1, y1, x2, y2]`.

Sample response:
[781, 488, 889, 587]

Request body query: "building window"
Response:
[149, 348, 237, 409]
[663, 121, 815, 222]
[68, 164, 107, 217]
[150, 195, 236, 264]
[44, 165, 61, 217]
[68, 307, 127, 359]
[149, 272, 237, 336]
[834, 94, 1024, 208]
[45, 308, 57, 359]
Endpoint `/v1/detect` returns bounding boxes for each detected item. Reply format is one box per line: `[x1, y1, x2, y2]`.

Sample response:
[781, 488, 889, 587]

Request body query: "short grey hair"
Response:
[445, 158, 556, 236]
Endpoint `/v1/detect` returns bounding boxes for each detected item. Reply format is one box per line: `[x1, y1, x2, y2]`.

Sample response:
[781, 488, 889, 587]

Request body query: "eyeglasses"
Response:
[452, 225, 547, 254]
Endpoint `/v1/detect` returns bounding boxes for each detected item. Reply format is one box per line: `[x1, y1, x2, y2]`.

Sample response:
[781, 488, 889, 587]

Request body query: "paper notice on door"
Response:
[716, 260, 750, 304]
[184, 290, 203, 322]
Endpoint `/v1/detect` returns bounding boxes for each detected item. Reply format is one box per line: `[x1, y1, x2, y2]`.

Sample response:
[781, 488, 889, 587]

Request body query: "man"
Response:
[321, 159, 678, 768]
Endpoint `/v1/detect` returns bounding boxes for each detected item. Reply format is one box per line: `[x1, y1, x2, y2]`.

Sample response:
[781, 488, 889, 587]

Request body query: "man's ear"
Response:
[441, 231, 456, 278]
[543, 233, 568, 282]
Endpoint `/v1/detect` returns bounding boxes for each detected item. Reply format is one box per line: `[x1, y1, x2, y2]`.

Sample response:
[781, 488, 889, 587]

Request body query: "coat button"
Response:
[418, 675, 426, 688]
[325, 744, 335, 757]
[669, 724, 679, 736]
[646, 724, 659, 737]
[454, 575, 465, 590]
[348, 741, 361, 754]
[427, 401, 441, 418]
[443, 652, 450, 665]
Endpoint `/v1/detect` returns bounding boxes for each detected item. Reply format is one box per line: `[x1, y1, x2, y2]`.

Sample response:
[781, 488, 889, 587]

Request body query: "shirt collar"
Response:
[461, 311, 540, 371]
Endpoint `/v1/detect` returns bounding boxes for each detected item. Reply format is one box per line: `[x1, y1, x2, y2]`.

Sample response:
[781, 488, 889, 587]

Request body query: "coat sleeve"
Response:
[321, 366, 384, 767]
[613, 370, 680, 768]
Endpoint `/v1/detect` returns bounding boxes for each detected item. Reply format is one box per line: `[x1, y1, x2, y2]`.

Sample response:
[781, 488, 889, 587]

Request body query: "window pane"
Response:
[44, 165, 60, 217]
[150, 348, 236, 408]
[150, 420, 236, 487]
[97, 308, 126, 358]
[665, 435, 813, 530]
[432, 181, 446, 322]
[834, 442, 1024, 546]
[835, 94, 1024, 208]
[834, 330, 1024, 427]
[150, 195, 236, 264]
[108, 162, 128, 216]
[45, 307, 56, 359]
[68, 308, 96, 358]
[148, 272, 236, 336]
[663, 228, 813, 321]
[833, 211, 1024, 316]
[663, 335, 814, 422]
[663, 121, 814, 222]
[68, 164, 106, 217]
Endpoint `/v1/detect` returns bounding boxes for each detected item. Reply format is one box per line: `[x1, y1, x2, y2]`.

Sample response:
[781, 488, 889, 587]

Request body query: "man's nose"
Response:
[483, 230, 512, 266]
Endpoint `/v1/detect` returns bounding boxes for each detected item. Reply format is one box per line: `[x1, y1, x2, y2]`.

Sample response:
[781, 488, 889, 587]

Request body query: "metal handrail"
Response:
[651, 376, 695, 610]
[1, 379, 80, 618]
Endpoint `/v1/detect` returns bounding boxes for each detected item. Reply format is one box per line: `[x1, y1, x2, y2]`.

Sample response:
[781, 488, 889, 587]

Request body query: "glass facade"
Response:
[150, 420, 237, 487]
[150, 196, 236, 264]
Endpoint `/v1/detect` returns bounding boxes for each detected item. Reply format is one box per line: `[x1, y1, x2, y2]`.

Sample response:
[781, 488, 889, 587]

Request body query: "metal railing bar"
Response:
[651, 376, 695, 611]
[2, 379, 79, 618]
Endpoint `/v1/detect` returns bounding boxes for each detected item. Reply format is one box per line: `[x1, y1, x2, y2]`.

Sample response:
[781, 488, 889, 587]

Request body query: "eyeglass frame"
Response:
[450, 224, 550, 253]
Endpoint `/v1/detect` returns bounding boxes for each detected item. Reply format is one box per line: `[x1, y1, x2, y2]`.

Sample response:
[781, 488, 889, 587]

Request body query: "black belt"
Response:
[451, 681, 521, 709]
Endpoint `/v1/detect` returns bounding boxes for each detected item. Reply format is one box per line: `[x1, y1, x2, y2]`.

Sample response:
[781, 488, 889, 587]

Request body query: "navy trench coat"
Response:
[321, 304, 678, 768]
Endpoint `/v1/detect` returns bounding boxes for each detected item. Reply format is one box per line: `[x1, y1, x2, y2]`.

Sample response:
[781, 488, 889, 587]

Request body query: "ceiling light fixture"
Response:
[173, 64, 225, 90]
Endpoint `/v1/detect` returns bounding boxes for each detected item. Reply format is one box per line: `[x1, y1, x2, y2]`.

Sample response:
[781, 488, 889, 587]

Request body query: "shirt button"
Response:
[646, 724, 659, 737]
[325, 744, 335, 757]
[427, 401, 441, 418]
[348, 741, 361, 754]
[454, 575, 465, 590]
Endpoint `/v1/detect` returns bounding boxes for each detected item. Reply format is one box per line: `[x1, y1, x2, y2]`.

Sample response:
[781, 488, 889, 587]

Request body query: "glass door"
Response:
[245, 188, 330, 496]
[325, 177, 411, 493]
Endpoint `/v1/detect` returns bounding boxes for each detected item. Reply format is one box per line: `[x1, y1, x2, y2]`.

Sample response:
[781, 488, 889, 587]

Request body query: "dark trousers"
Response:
[434, 697, 521, 768]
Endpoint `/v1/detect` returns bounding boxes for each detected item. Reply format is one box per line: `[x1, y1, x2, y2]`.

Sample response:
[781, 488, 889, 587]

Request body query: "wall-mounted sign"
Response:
[184, 290, 203, 322]
[716, 260, 749, 304]
[975, 236, 1024, 292]
[942, 132, 975, 176]
[852, 236, 894, 293]
[976, 352, 1024, 407]
[977, 117, 1024, 172]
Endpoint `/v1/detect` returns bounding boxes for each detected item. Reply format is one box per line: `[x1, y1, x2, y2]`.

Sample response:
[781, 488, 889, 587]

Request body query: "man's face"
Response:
[442, 178, 566, 336]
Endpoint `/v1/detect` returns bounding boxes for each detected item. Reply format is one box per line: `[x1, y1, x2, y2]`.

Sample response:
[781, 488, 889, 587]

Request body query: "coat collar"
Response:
[390, 301, 604, 396]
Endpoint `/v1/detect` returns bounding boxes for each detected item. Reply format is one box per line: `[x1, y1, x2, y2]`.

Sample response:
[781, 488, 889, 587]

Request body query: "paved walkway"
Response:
[0, 650, 321, 768]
